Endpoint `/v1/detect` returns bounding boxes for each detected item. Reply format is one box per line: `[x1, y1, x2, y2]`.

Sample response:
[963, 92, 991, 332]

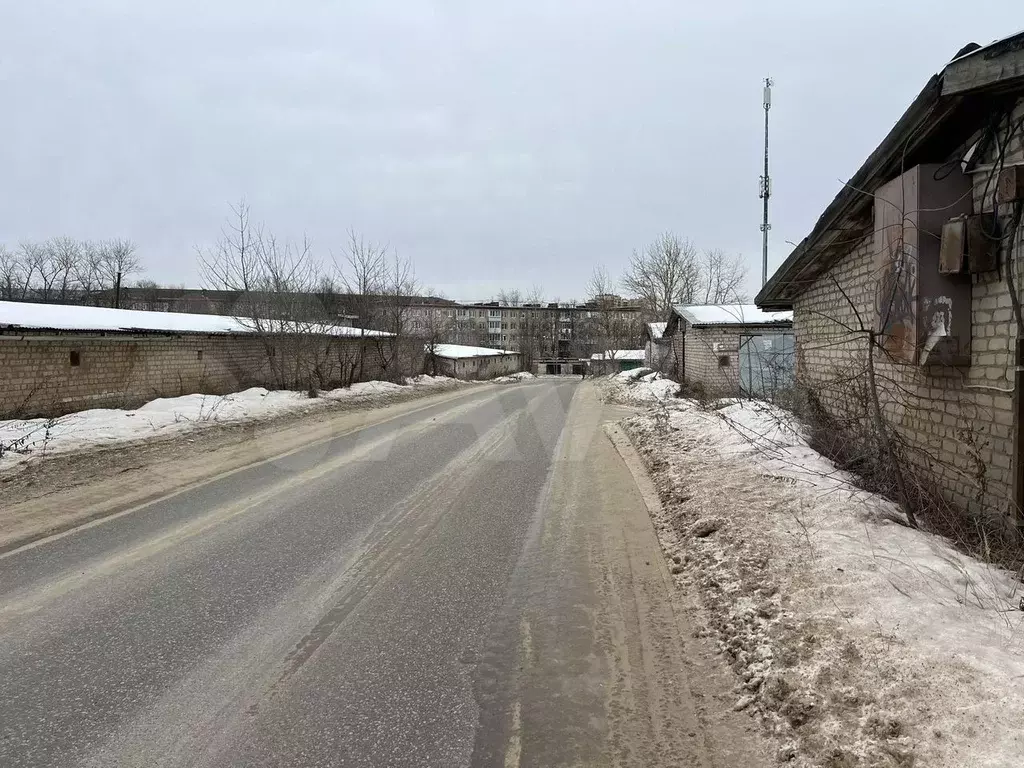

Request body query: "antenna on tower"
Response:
[759, 77, 773, 288]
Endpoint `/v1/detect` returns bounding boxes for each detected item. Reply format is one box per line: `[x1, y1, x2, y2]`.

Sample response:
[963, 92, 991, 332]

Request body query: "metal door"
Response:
[739, 332, 794, 397]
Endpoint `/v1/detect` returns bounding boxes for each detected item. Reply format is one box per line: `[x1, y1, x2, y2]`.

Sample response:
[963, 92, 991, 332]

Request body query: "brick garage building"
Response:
[665, 305, 793, 395]
[425, 343, 521, 379]
[756, 31, 1024, 523]
[0, 301, 392, 417]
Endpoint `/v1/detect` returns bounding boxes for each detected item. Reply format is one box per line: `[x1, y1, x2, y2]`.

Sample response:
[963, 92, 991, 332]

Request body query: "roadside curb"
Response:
[605, 421, 774, 766]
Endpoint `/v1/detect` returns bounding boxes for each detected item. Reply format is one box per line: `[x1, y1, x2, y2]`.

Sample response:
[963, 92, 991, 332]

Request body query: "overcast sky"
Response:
[0, 2, 1018, 301]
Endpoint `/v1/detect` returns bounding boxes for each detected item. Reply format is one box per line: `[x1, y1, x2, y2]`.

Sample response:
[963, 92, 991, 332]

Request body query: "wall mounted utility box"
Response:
[996, 165, 1024, 204]
[874, 164, 973, 366]
[940, 215, 1000, 274]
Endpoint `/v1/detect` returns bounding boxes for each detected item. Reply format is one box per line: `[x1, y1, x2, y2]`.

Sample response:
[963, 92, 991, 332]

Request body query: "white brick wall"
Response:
[792, 99, 1024, 519]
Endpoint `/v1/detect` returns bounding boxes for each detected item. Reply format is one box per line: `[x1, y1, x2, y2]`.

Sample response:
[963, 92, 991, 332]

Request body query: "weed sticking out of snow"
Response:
[623, 397, 1024, 768]
[0, 377, 464, 469]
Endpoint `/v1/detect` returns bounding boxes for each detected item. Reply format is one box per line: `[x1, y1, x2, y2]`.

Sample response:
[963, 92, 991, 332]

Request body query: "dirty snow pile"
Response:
[624, 398, 1024, 768]
[0, 377, 463, 469]
[601, 368, 679, 404]
[491, 371, 536, 384]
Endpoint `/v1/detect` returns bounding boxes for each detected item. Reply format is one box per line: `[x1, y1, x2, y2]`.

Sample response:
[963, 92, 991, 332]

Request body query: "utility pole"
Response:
[759, 77, 773, 288]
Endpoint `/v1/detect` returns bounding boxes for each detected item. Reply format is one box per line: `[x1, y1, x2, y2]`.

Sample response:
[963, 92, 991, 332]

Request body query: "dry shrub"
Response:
[792, 385, 1024, 575]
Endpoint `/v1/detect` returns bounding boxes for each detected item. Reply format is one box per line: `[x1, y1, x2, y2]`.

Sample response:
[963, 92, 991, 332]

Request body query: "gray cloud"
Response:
[0, 1, 1017, 300]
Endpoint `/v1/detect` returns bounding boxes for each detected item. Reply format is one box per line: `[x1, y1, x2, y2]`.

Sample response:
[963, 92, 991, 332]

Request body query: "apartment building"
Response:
[405, 299, 643, 362]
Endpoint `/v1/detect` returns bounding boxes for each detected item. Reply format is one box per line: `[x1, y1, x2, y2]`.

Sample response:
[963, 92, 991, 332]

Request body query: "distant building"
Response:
[406, 299, 643, 363]
[425, 343, 521, 380]
[533, 358, 587, 376]
[665, 305, 793, 396]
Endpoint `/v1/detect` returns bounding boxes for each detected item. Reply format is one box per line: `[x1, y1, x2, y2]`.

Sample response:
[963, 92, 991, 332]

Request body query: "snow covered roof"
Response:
[429, 343, 518, 359]
[0, 300, 390, 337]
[647, 322, 667, 340]
[674, 304, 792, 327]
[590, 350, 646, 361]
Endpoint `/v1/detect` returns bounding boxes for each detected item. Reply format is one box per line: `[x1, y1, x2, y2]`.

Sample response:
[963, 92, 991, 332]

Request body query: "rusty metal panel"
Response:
[996, 166, 1024, 204]
[939, 218, 965, 274]
[874, 170, 919, 363]
[874, 164, 973, 365]
[966, 214, 999, 272]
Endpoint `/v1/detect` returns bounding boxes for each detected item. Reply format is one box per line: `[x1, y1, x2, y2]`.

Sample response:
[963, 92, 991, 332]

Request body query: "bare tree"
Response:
[583, 265, 641, 360]
[197, 202, 260, 296]
[374, 250, 419, 380]
[453, 314, 489, 347]
[335, 229, 388, 329]
[17, 242, 56, 301]
[75, 242, 104, 305]
[0, 246, 28, 300]
[198, 201, 340, 391]
[97, 238, 142, 299]
[43, 237, 84, 303]
[586, 264, 617, 303]
[622, 232, 701, 319]
[0, 236, 142, 305]
[419, 306, 456, 374]
[497, 288, 523, 306]
[700, 248, 749, 304]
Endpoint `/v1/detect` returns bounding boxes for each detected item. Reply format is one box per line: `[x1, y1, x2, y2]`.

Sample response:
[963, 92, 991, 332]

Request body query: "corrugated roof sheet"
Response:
[430, 343, 517, 359]
[674, 304, 792, 326]
[0, 300, 390, 337]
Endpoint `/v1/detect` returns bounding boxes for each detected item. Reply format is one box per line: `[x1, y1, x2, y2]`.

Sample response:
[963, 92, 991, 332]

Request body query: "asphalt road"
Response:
[0, 380, 765, 768]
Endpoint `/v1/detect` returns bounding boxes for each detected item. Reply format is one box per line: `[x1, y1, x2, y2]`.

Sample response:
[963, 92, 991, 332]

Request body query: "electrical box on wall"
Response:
[939, 215, 1000, 274]
[996, 165, 1024, 204]
[874, 164, 973, 367]
[938, 218, 966, 274]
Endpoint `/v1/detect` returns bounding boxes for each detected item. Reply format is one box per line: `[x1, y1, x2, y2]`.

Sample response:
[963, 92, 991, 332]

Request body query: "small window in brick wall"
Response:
[69, 350, 81, 367]
[197, 349, 204, 361]
[717, 355, 730, 367]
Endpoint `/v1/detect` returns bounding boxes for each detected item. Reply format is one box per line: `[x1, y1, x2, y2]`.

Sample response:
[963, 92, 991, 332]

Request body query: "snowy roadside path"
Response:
[602, 373, 1024, 767]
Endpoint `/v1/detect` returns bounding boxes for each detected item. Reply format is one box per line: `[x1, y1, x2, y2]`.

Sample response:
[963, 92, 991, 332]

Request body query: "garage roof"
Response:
[0, 300, 390, 337]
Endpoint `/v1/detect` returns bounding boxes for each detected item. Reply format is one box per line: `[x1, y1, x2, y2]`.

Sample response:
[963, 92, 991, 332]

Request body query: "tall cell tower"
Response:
[759, 78, 773, 288]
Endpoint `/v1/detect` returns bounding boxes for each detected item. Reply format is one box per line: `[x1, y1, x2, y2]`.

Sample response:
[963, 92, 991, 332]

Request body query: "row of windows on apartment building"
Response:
[411, 320, 536, 331]
[409, 307, 611, 320]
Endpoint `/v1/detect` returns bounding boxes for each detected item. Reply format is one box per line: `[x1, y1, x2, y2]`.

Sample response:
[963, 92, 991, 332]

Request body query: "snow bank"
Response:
[0, 377, 463, 469]
[624, 398, 1024, 767]
[600, 369, 679, 404]
[615, 367, 654, 381]
[492, 372, 536, 383]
